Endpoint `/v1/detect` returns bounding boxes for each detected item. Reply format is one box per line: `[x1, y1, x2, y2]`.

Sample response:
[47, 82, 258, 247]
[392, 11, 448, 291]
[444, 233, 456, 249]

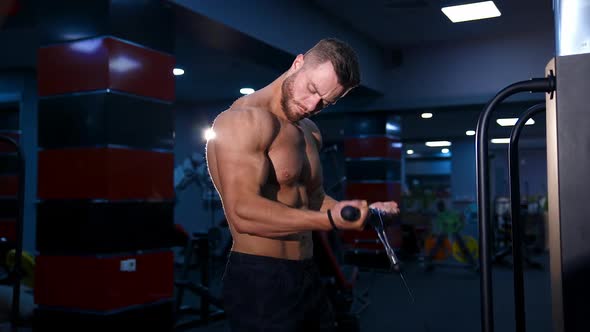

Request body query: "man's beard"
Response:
[280, 72, 305, 122]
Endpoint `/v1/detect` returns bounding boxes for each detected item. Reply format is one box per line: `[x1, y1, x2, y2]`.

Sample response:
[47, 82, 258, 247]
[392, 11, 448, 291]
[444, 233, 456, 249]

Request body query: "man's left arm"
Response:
[309, 186, 339, 212]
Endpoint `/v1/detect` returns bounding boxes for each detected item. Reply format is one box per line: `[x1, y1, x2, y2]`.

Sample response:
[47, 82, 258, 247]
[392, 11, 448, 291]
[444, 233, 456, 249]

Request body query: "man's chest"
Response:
[266, 123, 321, 187]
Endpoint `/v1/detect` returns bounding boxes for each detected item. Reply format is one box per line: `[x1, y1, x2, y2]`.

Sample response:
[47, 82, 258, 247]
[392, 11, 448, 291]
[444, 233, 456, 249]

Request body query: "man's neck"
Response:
[265, 74, 289, 121]
[234, 73, 292, 122]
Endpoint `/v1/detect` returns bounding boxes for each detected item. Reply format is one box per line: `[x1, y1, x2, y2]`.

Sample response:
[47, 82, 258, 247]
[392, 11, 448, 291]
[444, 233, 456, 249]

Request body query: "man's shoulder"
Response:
[213, 106, 279, 148]
[215, 106, 278, 128]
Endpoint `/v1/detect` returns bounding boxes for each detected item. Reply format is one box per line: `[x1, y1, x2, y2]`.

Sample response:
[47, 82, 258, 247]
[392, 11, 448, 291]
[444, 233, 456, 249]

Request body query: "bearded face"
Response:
[280, 61, 346, 122]
[280, 70, 305, 122]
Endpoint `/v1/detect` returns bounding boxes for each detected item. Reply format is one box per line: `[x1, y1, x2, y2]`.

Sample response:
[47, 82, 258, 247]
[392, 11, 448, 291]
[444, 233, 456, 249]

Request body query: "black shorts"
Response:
[222, 251, 335, 332]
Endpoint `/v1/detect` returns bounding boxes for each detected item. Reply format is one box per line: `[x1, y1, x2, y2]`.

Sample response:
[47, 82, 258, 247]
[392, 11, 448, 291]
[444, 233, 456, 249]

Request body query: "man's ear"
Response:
[290, 54, 305, 72]
[339, 86, 356, 99]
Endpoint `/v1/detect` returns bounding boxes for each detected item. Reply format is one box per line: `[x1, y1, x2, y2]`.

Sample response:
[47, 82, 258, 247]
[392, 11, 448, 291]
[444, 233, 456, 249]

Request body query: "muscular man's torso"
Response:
[207, 101, 323, 260]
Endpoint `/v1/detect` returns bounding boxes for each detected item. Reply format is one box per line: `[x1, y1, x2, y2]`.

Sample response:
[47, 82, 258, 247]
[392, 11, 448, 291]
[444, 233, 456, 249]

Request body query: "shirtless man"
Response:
[206, 38, 400, 331]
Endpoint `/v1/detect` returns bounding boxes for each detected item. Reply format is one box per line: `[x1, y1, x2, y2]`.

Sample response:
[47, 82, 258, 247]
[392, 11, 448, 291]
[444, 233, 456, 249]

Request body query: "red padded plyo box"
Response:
[0, 132, 19, 153]
[0, 175, 18, 197]
[0, 1, 20, 16]
[37, 147, 174, 200]
[38, 37, 175, 102]
[34, 250, 174, 311]
[344, 136, 402, 159]
[33, 300, 174, 332]
[345, 181, 401, 204]
[0, 219, 16, 242]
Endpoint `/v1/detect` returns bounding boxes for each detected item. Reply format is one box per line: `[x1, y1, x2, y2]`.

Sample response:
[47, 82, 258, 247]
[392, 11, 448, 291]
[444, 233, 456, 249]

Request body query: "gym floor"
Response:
[180, 252, 553, 332]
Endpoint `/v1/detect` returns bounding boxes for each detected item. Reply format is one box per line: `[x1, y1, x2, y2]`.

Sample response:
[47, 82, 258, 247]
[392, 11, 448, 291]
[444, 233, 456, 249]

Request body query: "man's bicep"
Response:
[217, 148, 269, 200]
[209, 112, 271, 211]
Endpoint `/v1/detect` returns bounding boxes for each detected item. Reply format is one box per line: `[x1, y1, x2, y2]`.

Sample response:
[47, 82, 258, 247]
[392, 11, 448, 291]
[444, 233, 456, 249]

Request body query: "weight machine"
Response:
[172, 152, 228, 330]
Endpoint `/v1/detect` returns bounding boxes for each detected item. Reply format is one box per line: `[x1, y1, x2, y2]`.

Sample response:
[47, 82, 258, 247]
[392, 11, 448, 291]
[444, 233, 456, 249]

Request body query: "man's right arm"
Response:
[207, 109, 367, 238]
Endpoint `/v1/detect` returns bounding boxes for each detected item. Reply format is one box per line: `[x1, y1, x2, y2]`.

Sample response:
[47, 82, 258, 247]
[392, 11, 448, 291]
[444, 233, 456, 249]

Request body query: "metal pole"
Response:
[476, 77, 554, 332]
[508, 103, 546, 332]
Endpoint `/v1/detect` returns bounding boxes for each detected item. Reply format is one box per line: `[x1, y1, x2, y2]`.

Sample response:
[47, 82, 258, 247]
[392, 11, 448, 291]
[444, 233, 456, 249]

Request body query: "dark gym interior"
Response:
[0, 0, 588, 331]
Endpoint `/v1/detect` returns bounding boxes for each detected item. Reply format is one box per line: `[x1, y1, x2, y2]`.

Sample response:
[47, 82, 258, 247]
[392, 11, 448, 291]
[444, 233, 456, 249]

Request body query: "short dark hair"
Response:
[303, 38, 361, 90]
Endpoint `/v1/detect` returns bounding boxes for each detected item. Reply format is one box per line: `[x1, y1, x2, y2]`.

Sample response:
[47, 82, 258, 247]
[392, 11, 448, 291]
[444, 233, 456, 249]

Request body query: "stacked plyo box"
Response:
[341, 113, 403, 269]
[33, 2, 177, 330]
[0, 104, 20, 245]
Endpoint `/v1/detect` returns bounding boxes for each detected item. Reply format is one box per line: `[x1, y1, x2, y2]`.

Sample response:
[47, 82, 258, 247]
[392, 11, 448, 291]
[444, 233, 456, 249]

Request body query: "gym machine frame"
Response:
[476, 76, 555, 332]
[508, 103, 546, 332]
[477, 1, 590, 331]
[174, 232, 225, 331]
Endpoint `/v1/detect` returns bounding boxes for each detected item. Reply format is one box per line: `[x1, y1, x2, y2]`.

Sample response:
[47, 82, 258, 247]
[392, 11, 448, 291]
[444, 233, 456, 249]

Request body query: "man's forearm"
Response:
[319, 194, 339, 212]
[231, 195, 333, 237]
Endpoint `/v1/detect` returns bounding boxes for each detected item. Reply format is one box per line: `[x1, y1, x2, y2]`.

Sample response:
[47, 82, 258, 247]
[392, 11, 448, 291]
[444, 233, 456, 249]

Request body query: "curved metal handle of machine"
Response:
[475, 75, 555, 332]
[508, 103, 546, 332]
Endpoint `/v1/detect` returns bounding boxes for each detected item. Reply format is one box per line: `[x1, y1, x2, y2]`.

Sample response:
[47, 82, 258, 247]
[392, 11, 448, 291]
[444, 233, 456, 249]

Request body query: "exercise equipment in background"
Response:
[313, 231, 365, 331]
[492, 197, 542, 269]
[4, 249, 34, 290]
[423, 236, 451, 261]
[173, 227, 225, 331]
[0, 134, 25, 328]
[173, 152, 231, 257]
[173, 152, 208, 193]
[452, 236, 479, 265]
[422, 202, 478, 272]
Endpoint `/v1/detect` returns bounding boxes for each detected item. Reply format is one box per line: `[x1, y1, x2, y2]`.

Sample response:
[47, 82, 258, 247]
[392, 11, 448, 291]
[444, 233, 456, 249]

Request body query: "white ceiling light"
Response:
[496, 118, 535, 126]
[240, 88, 255, 95]
[441, 1, 501, 23]
[391, 142, 403, 148]
[491, 138, 510, 144]
[173, 68, 184, 76]
[425, 141, 452, 147]
[406, 149, 414, 155]
[386, 123, 400, 132]
[466, 130, 476, 136]
[421, 112, 433, 119]
[441, 148, 450, 154]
